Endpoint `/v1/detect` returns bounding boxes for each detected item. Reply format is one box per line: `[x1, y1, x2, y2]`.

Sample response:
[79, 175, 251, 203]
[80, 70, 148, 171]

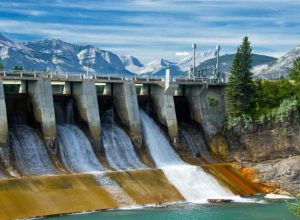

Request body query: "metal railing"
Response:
[172, 76, 227, 84]
[0, 70, 227, 84]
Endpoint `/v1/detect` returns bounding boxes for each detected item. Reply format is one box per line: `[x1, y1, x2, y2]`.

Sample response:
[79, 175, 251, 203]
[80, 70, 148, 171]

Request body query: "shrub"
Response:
[207, 96, 219, 108]
[288, 198, 300, 217]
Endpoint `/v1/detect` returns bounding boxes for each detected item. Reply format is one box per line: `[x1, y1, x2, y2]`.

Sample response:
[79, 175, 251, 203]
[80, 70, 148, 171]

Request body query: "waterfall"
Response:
[140, 110, 238, 203]
[57, 124, 106, 173]
[9, 125, 57, 176]
[54, 101, 106, 173]
[101, 110, 147, 170]
[179, 124, 213, 161]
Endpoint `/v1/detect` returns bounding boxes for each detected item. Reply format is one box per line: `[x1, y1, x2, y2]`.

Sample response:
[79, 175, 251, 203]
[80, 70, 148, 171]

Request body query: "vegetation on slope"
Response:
[225, 36, 300, 128]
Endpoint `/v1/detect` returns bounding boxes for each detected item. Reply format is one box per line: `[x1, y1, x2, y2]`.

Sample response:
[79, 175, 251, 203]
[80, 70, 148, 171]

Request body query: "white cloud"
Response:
[176, 52, 190, 56]
[0, 0, 299, 62]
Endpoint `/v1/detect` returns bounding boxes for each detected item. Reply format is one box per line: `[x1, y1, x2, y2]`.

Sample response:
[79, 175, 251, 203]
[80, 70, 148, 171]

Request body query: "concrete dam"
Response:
[0, 71, 261, 219]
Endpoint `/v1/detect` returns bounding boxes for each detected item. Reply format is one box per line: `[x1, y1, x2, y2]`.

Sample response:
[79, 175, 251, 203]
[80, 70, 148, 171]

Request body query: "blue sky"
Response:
[0, 0, 299, 63]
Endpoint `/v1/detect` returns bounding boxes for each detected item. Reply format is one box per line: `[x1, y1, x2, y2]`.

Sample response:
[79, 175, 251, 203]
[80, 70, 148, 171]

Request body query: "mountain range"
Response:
[0, 33, 299, 78]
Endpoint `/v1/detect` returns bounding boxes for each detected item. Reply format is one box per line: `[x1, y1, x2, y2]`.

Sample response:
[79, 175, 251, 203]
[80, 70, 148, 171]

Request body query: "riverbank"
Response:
[226, 111, 300, 196]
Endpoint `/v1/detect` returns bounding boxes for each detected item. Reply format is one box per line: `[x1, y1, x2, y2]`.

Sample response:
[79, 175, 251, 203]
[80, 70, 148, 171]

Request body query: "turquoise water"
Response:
[45, 202, 298, 220]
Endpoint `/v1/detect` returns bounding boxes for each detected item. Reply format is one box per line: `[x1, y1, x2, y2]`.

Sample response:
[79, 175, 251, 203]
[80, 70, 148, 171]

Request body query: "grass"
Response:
[288, 198, 300, 217]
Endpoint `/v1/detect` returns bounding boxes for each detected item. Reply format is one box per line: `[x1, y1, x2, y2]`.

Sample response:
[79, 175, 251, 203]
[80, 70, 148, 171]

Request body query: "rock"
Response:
[241, 156, 300, 195]
[207, 199, 233, 203]
[226, 113, 300, 196]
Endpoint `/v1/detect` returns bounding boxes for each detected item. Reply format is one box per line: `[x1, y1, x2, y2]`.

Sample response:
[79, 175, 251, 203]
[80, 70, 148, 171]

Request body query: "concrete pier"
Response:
[0, 80, 9, 167]
[113, 82, 142, 148]
[27, 79, 57, 154]
[150, 84, 179, 145]
[185, 85, 226, 142]
[72, 80, 102, 152]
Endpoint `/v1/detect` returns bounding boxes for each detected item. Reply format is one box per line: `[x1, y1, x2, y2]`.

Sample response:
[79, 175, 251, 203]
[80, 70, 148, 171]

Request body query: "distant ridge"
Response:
[1, 33, 295, 78]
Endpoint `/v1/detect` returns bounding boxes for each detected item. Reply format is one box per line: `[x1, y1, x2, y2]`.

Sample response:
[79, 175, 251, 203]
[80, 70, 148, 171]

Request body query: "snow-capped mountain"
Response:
[1, 33, 296, 78]
[253, 45, 300, 79]
[0, 34, 48, 70]
[0, 34, 134, 75]
[120, 55, 144, 73]
[133, 58, 184, 76]
[177, 50, 216, 71]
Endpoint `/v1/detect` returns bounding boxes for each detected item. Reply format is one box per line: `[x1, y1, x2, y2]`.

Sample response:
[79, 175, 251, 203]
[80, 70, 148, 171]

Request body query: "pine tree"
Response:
[289, 57, 300, 81]
[13, 65, 23, 71]
[225, 37, 254, 117]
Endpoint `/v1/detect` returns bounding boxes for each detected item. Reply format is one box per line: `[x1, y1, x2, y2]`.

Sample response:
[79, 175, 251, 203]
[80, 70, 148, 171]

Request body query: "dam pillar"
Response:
[185, 85, 226, 143]
[150, 84, 179, 146]
[0, 80, 9, 167]
[113, 82, 142, 149]
[72, 80, 102, 153]
[28, 78, 57, 154]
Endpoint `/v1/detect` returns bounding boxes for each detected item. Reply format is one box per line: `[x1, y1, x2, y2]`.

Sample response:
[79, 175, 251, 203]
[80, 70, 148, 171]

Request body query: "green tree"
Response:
[13, 65, 23, 71]
[253, 78, 296, 116]
[289, 57, 300, 81]
[225, 36, 254, 117]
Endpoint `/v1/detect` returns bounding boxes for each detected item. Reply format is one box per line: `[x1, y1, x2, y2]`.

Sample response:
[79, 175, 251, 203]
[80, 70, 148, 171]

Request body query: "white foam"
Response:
[139, 110, 248, 204]
[265, 194, 294, 199]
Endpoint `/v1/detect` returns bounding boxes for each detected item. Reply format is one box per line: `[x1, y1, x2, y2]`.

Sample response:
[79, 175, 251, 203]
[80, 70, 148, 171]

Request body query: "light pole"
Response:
[86, 62, 90, 78]
[192, 43, 197, 77]
[215, 45, 221, 78]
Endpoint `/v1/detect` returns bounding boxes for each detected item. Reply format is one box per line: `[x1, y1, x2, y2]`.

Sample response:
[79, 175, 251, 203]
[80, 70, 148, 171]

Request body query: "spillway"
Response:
[101, 110, 147, 170]
[57, 124, 106, 173]
[55, 101, 106, 173]
[180, 124, 213, 161]
[140, 110, 237, 203]
[9, 125, 57, 176]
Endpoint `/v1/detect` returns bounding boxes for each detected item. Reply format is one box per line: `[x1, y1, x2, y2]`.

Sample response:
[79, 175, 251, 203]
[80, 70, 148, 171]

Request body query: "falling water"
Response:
[57, 124, 106, 173]
[101, 110, 147, 170]
[140, 110, 238, 203]
[55, 101, 137, 206]
[0, 170, 5, 178]
[9, 125, 57, 176]
[54, 101, 106, 173]
[180, 123, 213, 161]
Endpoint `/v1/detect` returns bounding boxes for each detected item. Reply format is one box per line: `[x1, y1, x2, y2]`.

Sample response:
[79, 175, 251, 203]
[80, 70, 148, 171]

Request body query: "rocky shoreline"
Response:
[225, 113, 300, 196]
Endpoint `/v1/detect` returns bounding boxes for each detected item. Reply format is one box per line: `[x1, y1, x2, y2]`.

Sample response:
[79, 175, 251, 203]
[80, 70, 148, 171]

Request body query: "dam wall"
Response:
[0, 75, 226, 153]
